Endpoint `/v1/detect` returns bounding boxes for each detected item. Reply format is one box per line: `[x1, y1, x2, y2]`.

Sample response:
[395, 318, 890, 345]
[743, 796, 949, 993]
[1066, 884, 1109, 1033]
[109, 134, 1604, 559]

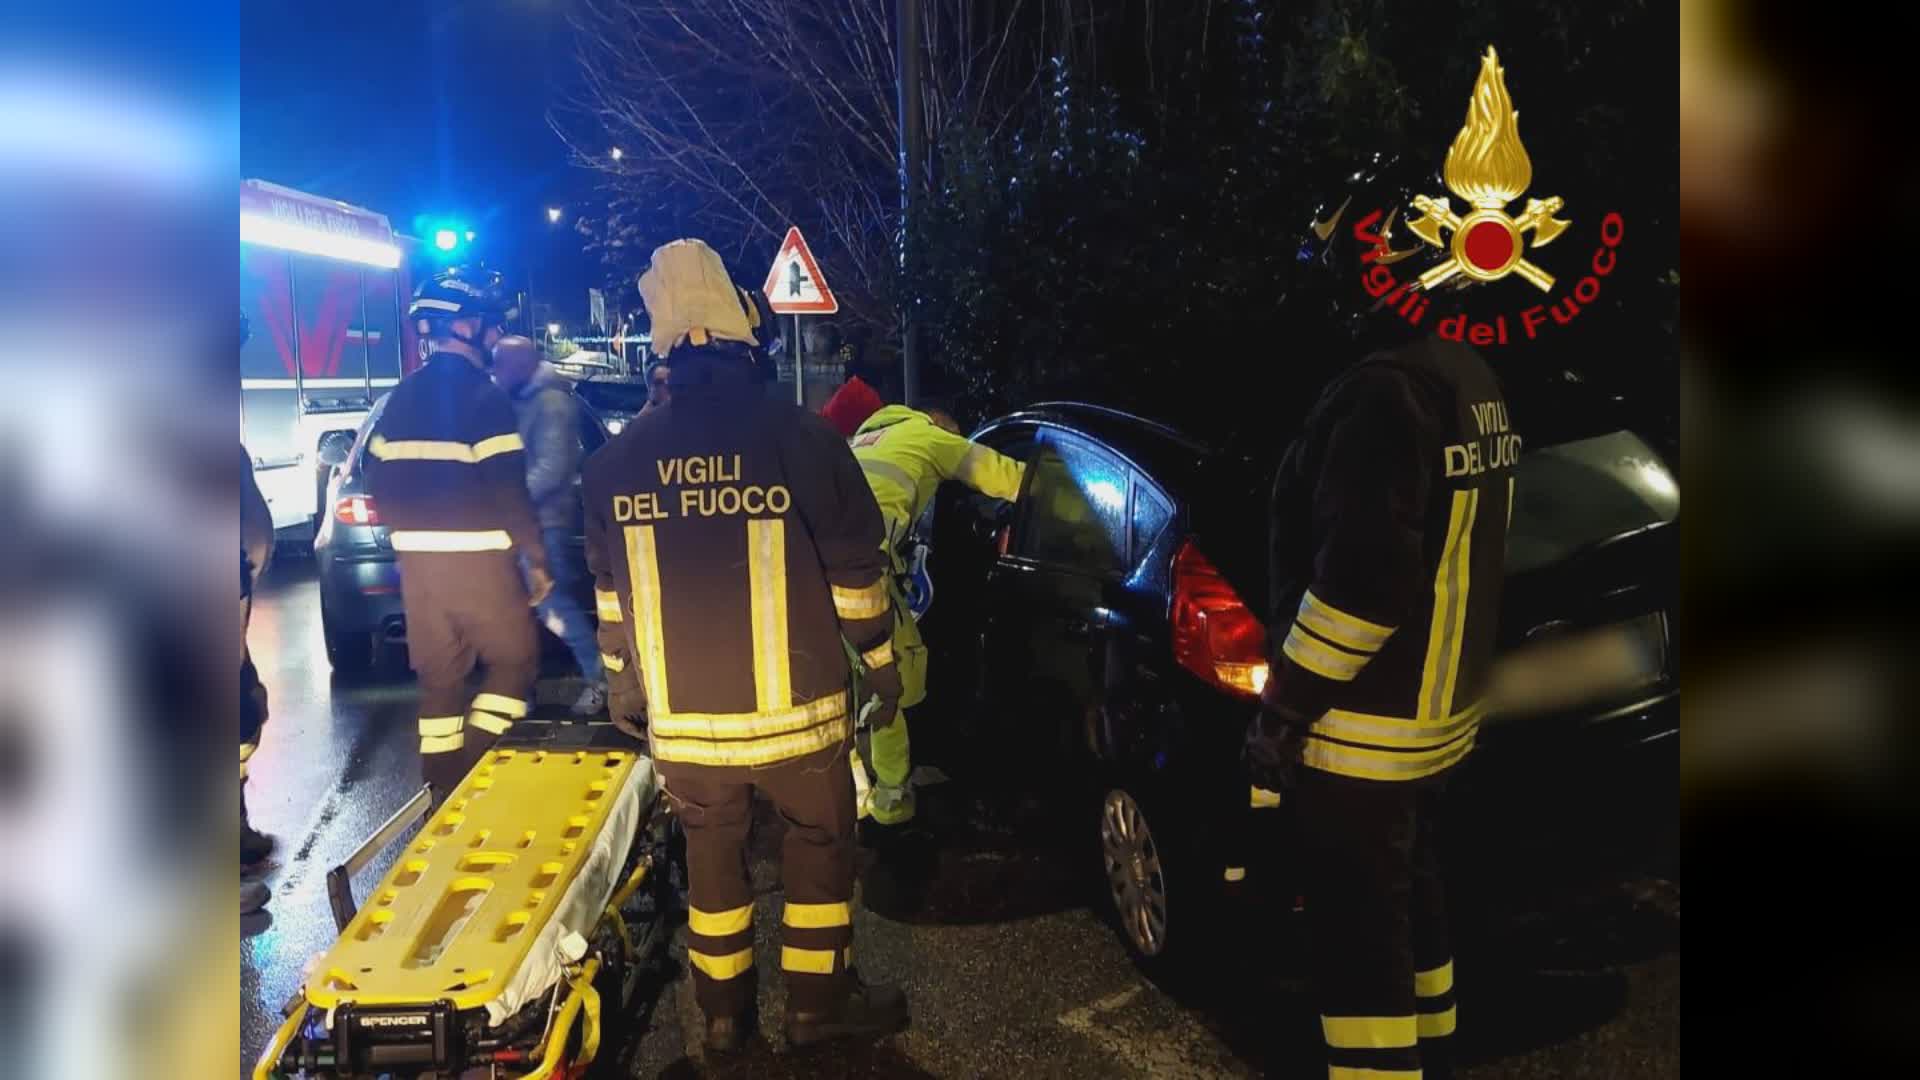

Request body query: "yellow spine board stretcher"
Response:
[256, 743, 658, 1079]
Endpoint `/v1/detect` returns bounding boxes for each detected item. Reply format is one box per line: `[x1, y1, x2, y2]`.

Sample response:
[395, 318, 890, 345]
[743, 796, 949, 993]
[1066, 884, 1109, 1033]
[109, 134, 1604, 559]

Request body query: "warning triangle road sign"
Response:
[762, 226, 839, 315]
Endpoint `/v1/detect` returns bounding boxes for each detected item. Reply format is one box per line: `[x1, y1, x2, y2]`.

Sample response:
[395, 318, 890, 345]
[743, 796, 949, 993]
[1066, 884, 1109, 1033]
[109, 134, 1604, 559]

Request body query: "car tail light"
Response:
[1170, 539, 1269, 699]
[335, 495, 381, 526]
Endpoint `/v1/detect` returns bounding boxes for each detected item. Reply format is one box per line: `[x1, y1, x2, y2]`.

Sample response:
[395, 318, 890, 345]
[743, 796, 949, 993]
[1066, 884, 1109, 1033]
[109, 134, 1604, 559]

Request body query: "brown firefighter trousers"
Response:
[661, 745, 858, 1019]
[1294, 768, 1458, 1079]
[397, 551, 537, 798]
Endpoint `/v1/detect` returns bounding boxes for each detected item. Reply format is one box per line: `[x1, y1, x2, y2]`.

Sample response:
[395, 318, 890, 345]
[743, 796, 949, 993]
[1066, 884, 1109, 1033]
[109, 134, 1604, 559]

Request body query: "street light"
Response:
[610, 147, 624, 161]
[546, 207, 563, 224]
[464, 230, 476, 243]
[548, 322, 561, 337]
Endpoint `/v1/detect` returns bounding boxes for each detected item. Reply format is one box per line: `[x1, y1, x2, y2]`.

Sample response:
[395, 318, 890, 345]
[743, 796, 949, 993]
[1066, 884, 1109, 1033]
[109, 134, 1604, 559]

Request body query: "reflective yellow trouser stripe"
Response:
[1415, 960, 1454, 998]
[688, 947, 755, 980]
[1328, 1068, 1422, 1079]
[600, 652, 626, 673]
[782, 901, 851, 929]
[420, 731, 465, 754]
[1419, 1005, 1457, 1039]
[625, 525, 670, 714]
[1418, 489, 1479, 723]
[417, 715, 464, 738]
[468, 710, 513, 736]
[471, 693, 527, 718]
[688, 904, 752, 937]
[1322, 1015, 1418, 1050]
[749, 519, 792, 713]
[781, 946, 838, 975]
[595, 588, 624, 623]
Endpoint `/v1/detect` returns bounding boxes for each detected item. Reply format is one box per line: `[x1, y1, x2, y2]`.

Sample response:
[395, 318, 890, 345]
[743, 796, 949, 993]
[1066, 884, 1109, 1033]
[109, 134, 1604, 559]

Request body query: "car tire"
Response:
[320, 598, 375, 676]
[1096, 780, 1223, 985]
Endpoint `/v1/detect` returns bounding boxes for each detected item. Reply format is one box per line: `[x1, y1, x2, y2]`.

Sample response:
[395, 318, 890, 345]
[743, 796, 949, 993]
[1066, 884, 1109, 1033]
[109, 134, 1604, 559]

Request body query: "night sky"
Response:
[241, 0, 596, 321]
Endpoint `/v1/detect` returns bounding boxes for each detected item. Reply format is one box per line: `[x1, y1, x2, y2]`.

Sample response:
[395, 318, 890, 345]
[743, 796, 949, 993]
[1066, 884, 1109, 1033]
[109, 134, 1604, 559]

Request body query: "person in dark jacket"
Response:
[493, 335, 606, 715]
[1246, 144, 1524, 1079]
[583, 238, 909, 1053]
[365, 268, 553, 800]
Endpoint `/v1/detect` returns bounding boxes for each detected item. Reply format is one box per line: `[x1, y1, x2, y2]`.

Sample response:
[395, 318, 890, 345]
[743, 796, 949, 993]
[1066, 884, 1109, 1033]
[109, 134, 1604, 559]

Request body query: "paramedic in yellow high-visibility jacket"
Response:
[847, 403, 1025, 826]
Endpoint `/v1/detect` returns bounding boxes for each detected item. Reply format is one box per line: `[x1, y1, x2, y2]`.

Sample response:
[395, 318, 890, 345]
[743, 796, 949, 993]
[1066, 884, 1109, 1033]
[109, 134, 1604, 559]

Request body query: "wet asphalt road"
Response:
[242, 558, 1679, 1078]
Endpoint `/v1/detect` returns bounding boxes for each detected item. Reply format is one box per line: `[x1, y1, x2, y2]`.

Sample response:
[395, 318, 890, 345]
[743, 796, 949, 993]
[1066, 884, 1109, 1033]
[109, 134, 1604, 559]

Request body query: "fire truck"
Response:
[241, 179, 421, 537]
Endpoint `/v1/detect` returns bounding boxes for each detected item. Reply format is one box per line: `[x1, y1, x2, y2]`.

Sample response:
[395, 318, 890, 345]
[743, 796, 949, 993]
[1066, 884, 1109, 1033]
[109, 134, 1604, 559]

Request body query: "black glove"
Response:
[609, 686, 648, 745]
[1243, 702, 1311, 796]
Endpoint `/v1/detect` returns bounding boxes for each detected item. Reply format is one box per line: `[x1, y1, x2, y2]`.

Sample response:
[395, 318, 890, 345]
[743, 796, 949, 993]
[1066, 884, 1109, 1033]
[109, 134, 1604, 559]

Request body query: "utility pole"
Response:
[896, 0, 925, 406]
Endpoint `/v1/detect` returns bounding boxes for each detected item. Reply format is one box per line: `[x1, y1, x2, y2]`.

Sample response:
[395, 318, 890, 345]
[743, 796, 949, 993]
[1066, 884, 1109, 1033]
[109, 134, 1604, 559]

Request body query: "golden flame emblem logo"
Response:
[1407, 47, 1572, 293]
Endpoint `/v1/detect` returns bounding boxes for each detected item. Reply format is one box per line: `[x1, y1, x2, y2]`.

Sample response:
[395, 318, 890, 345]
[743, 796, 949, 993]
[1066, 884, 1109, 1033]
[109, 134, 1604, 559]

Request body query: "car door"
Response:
[981, 428, 1134, 760]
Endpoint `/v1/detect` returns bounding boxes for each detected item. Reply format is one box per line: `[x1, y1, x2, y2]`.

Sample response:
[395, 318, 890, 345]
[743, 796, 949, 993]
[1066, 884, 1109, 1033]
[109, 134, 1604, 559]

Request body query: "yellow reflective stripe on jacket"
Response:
[368, 434, 523, 464]
[624, 525, 671, 715]
[688, 947, 754, 980]
[857, 457, 918, 503]
[748, 519, 792, 713]
[595, 588, 624, 623]
[832, 581, 889, 620]
[861, 640, 895, 671]
[782, 901, 851, 929]
[781, 945, 839, 975]
[1282, 625, 1369, 682]
[650, 713, 852, 768]
[388, 529, 513, 552]
[1301, 730, 1477, 781]
[1251, 785, 1283, 808]
[1419, 489, 1479, 722]
[600, 652, 626, 673]
[955, 443, 1026, 501]
[1322, 1014, 1419, 1050]
[1328, 1068, 1423, 1079]
[1312, 704, 1483, 749]
[1297, 589, 1395, 654]
[417, 715, 464, 738]
[470, 433, 524, 461]
[688, 904, 753, 937]
[472, 693, 528, 718]
[649, 693, 846, 742]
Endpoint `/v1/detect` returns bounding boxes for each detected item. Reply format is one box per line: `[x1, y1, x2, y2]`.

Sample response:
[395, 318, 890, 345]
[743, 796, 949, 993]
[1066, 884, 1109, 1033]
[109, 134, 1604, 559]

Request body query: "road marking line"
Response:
[1056, 982, 1242, 1078]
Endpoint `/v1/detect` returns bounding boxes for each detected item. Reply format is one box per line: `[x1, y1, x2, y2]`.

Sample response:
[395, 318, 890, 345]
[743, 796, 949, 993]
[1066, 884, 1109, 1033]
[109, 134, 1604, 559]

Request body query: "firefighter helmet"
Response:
[1287, 153, 1481, 350]
[408, 266, 517, 334]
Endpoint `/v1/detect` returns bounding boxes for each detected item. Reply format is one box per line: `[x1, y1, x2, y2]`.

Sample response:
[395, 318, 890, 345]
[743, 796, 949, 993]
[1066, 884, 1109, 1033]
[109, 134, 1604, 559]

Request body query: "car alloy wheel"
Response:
[1100, 788, 1169, 958]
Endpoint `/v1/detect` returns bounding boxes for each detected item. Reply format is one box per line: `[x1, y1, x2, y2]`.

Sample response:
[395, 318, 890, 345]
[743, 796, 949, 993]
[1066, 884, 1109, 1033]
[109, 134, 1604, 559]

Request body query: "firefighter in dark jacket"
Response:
[365, 268, 553, 800]
[1246, 160, 1522, 1080]
[583, 239, 909, 1053]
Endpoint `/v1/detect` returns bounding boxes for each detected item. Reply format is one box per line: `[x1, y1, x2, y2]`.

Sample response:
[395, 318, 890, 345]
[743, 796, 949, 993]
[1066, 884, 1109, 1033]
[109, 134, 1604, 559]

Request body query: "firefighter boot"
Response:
[241, 785, 275, 869]
[704, 1005, 756, 1056]
[786, 970, 909, 1048]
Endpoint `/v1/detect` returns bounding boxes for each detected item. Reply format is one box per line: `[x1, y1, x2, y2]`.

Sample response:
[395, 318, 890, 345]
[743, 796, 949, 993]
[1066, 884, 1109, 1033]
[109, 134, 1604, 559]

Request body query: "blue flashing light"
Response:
[434, 229, 459, 252]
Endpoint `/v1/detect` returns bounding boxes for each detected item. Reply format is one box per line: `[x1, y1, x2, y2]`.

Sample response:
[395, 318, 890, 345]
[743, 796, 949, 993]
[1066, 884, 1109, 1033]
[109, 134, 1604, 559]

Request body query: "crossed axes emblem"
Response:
[1405, 193, 1571, 293]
